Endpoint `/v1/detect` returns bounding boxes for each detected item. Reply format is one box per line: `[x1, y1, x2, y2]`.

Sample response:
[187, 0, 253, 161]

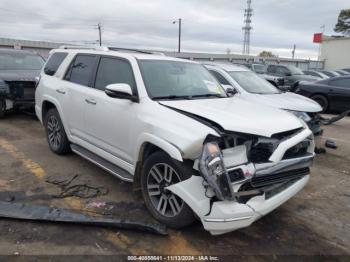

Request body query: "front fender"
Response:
[135, 133, 184, 162]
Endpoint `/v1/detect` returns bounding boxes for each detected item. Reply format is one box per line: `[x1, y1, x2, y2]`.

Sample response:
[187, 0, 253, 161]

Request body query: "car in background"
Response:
[342, 68, 350, 73]
[303, 70, 329, 79]
[335, 70, 350, 76]
[319, 70, 341, 78]
[0, 49, 45, 118]
[239, 63, 286, 88]
[294, 76, 350, 113]
[266, 64, 320, 88]
[205, 63, 323, 135]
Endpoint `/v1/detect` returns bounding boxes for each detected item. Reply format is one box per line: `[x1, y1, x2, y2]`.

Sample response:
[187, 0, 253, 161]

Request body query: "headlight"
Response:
[287, 110, 312, 123]
[199, 142, 233, 201]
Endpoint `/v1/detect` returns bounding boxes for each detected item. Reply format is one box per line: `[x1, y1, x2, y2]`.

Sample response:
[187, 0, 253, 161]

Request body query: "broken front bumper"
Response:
[168, 128, 315, 235]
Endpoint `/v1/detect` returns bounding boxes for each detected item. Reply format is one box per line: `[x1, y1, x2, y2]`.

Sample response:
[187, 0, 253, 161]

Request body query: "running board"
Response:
[71, 144, 134, 182]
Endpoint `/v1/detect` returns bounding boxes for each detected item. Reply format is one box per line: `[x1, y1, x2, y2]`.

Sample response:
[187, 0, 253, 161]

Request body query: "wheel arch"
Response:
[133, 135, 184, 191]
[41, 96, 69, 136]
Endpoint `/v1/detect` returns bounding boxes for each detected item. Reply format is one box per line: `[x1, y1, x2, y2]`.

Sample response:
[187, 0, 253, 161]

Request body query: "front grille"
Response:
[7, 81, 36, 100]
[251, 167, 309, 188]
[283, 140, 310, 160]
[250, 143, 274, 163]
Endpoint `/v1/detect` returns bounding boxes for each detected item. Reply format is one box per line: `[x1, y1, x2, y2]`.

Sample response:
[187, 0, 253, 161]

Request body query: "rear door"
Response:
[63, 54, 98, 139]
[328, 78, 350, 111]
[84, 55, 138, 165]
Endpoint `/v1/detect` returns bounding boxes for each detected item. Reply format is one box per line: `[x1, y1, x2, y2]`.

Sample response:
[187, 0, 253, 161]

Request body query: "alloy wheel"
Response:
[147, 163, 184, 217]
[47, 115, 61, 150]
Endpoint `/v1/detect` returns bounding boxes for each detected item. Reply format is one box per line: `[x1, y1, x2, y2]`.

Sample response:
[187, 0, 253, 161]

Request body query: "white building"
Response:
[321, 35, 350, 70]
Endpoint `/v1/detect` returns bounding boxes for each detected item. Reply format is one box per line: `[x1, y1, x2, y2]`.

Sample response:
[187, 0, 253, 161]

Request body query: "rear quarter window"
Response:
[44, 52, 68, 76]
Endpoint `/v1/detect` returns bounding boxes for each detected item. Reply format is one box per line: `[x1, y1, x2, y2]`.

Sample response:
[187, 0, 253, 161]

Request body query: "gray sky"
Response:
[0, 0, 348, 58]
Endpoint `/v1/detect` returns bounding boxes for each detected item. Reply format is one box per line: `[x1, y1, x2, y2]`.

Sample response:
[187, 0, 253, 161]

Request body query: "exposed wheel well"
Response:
[42, 101, 56, 121]
[133, 143, 164, 191]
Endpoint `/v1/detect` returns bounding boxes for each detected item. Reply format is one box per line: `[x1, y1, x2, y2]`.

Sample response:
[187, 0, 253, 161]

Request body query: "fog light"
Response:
[199, 142, 233, 200]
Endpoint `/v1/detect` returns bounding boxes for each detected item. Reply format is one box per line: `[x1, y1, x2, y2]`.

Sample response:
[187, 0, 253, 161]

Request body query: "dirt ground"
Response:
[0, 112, 349, 260]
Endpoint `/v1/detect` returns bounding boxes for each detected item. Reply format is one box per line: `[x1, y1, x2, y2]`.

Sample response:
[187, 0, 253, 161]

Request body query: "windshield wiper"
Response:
[191, 94, 226, 98]
[153, 95, 194, 100]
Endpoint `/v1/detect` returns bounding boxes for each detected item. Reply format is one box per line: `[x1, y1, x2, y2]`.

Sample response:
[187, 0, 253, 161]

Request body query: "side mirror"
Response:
[226, 87, 237, 96]
[105, 83, 139, 102]
[285, 72, 292, 77]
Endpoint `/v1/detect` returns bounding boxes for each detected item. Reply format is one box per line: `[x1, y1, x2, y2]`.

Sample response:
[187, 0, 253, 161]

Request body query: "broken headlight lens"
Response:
[199, 142, 233, 201]
[287, 110, 312, 123]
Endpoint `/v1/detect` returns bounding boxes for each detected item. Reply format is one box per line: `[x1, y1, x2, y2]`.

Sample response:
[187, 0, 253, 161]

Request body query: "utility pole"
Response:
[242, 0, 253, 55]
[173, 18, 182, 53]
[97, 22, 102, 46]
[292, 44, 296, 59]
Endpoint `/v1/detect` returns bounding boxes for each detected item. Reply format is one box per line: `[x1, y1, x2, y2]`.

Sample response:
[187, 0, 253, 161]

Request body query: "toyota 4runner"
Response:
[35, 46, 315, 235]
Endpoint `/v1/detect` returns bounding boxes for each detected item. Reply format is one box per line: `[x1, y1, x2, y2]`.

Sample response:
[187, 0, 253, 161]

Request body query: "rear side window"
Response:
[94, 57, 136, 92]
[44, 52, 67, 76]
[209, 70, 230, 85]
[65, 55, 97, 86]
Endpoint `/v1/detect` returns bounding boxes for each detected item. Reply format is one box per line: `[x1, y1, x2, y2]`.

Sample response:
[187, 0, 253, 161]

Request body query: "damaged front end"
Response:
[168, 127, 315, 235]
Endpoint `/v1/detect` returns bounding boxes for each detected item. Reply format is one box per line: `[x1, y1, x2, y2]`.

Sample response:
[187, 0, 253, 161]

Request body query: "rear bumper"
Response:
[202, 175, 309, 235]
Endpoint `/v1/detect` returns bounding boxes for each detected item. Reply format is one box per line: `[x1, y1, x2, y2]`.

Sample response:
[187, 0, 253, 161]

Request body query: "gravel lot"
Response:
[0, 113, 349, 259]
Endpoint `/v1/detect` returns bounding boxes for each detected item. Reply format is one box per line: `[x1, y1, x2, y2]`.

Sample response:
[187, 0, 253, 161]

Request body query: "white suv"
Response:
[35, 46, 315, 235]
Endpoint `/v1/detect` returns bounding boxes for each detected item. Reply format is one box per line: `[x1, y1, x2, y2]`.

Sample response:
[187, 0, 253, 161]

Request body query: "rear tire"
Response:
[141, 151, 196, 229]
[44, 108, 70, 155]
[0, 99, 5, 118]
[311, 94, 328, 113]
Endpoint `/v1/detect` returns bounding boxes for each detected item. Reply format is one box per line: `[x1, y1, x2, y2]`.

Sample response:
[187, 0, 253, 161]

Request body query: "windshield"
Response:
[139, 60, 227, 99]
[228, 71, 280, 94]
[252, 64, 267, 74]
[0, 53, 45, 70]
[288, 66, 304, 75]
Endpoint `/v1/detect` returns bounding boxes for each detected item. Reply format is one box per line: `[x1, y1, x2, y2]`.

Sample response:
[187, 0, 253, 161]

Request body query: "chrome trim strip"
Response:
[204, 216, 253, 223]
[255, 153, 315, 176]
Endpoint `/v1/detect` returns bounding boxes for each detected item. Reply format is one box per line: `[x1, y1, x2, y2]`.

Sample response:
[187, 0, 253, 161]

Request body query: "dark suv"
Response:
[266, 64, 319, 89]
[0, 49, 44, 117]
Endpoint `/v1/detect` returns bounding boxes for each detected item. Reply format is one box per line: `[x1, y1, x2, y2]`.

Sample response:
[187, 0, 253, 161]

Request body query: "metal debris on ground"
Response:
[321, 110, 350, 125]
[46, 174, 109, 199]
[325, 140, 337, 149]
[0, 201, 167, 235]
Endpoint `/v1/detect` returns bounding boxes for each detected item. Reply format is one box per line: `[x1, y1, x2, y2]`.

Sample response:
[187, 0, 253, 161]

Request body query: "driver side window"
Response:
[276, 66, 290, 76]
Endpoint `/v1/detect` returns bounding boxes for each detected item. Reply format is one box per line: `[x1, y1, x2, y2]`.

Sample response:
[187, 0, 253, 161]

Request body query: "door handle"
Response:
[56, 89, 66, 95]
[85, 98, 97, 105]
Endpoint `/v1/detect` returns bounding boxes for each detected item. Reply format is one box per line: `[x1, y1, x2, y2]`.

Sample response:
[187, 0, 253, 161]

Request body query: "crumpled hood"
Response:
[159, 97, 303, 137]
[240, 92, 322, 113]
[0, 70, 40, 82]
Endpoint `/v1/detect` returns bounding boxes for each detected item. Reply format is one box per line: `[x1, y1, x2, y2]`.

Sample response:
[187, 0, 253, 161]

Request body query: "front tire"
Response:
[141, 151, 196, 229]
[44, 108, 70, 155]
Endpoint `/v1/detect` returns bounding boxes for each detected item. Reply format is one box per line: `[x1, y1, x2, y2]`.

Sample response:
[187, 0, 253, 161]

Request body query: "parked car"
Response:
[205, 63, 323, 135]
[239, 63, 286, 88]
[342, 68, 350, 73]
[266, 64, 320, 88]
[319, 70, 341, 78]
[0, 49, 45, 117]
[294, 76, 350, 113]
[303, 70, 329, 79]
[335, 70, 350, 76]
[36, 46, 315, 235]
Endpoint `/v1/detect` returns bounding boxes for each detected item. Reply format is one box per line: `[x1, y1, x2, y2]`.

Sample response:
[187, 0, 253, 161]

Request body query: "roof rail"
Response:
[59, 45, 109, 51]
[58, 45, 165, 56]
[108, 47, 165, 56]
